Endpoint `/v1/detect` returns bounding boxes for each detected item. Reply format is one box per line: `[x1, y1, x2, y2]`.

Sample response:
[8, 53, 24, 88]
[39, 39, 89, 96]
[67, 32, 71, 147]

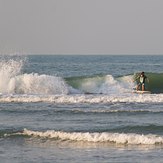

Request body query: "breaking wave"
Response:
[0, 57, 163, 96]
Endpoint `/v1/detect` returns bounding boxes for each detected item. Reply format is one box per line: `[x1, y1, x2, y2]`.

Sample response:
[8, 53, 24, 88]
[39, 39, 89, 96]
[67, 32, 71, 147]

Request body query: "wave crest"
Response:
[14, 129, 163, 145]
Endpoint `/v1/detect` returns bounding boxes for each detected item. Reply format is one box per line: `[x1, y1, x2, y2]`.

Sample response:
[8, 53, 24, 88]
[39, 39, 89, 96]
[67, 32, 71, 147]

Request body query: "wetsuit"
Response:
[138, 75, 147, 86]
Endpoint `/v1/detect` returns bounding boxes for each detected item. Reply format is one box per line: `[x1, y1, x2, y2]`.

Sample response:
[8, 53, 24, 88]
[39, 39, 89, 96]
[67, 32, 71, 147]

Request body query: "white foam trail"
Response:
[19, 129, 163, 145]
[0, 94, 163, 103]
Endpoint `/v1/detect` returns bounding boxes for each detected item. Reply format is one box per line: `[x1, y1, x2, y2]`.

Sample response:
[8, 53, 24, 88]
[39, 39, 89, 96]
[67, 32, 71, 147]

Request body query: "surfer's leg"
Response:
[136, 84, 140, 91]
[142, 83, 145, 91]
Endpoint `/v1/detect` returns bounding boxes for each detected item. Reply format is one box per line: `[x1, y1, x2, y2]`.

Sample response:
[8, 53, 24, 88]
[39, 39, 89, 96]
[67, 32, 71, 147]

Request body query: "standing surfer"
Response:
[135, 72, 149, 91]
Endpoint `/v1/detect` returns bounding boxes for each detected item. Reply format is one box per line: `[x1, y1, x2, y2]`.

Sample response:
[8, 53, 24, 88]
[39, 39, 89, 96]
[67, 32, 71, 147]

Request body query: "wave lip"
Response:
[11, 129, 163, 145]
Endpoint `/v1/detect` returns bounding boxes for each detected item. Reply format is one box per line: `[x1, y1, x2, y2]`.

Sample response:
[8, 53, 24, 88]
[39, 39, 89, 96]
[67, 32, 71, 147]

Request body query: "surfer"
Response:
[135, 72, 149, 91]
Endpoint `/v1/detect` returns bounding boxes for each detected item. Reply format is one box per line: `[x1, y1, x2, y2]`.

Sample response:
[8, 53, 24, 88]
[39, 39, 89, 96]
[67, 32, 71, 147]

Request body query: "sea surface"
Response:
[0, 55, 163, 163]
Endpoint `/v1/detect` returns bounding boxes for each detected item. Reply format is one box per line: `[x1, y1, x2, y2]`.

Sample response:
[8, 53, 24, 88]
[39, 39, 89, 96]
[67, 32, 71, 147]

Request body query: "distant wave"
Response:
[4, 129, 163, 145]
[61, 109, 163, 114]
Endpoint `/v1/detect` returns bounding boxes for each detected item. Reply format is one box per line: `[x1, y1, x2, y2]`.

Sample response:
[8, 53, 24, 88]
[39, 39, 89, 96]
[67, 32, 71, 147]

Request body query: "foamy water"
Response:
[0, 93, 163, 104]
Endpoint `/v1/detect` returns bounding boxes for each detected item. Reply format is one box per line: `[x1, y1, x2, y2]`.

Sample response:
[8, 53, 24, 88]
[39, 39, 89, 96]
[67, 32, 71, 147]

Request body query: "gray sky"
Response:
[0, 0, 163, 55]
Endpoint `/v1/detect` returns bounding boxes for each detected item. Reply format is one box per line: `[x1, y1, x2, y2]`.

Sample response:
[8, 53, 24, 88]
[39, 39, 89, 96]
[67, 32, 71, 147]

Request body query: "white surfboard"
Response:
[132, 90, 151, 94]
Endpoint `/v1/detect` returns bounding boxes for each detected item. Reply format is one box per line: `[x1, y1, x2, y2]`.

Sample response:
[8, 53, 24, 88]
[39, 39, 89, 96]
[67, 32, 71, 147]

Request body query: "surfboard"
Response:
[132, 90, 151, 94]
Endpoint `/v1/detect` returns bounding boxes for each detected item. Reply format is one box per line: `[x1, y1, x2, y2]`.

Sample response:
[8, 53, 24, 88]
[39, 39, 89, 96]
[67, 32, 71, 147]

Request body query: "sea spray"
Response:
[0, 56, 69, 95]
[0, 58, 23, 93]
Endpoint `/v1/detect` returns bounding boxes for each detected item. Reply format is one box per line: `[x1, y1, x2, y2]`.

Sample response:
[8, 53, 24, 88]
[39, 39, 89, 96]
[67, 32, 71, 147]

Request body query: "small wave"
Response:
[7, 129, 163, 145]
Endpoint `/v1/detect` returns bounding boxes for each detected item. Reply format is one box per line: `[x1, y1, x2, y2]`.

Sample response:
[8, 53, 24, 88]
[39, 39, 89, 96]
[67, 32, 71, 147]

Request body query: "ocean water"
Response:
[0, 55, 163, 163]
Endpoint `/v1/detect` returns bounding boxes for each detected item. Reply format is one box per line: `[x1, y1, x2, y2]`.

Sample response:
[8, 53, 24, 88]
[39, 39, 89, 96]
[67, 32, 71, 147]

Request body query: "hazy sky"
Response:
[0, 0, 163, 55]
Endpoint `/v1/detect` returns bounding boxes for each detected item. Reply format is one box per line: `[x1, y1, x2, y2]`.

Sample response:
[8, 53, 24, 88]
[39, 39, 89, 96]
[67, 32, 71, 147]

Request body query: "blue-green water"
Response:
[0, 55, 163, 163]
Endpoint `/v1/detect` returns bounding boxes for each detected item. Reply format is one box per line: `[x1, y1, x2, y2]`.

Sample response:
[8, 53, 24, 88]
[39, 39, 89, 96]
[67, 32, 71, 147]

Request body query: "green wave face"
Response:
[66, 75, 106, 94]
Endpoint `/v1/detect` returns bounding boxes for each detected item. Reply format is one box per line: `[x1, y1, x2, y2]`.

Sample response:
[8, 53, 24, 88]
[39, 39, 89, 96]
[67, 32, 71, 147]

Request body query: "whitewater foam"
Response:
[11, 129, 163, 145]
[13, 73, 69, 94]
[0, 58, 70, 95]
[0, 93, 163, 103]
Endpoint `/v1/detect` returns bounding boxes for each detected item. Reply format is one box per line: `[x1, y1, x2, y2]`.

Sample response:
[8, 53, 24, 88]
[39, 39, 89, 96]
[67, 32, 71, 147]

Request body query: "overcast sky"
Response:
[0, 0, 163, 55]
